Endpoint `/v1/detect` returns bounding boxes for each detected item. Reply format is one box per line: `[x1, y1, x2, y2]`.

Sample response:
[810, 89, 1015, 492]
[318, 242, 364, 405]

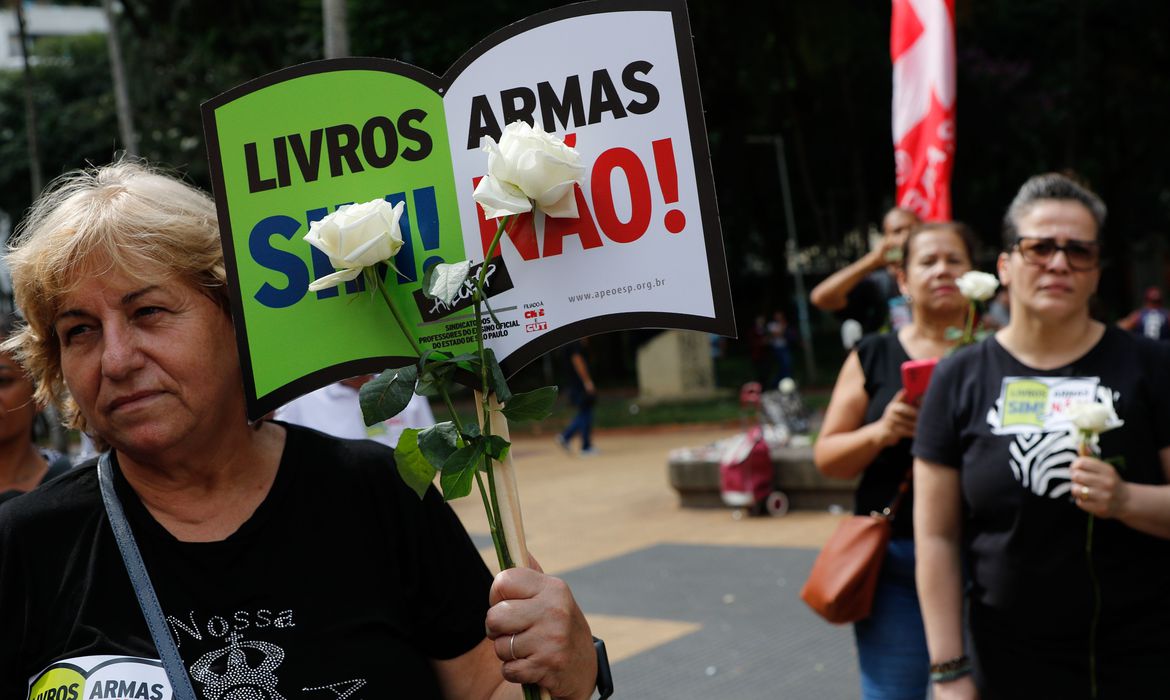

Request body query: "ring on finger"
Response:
[509, 633, 518, 661]
[1080, 485, 1091, 499]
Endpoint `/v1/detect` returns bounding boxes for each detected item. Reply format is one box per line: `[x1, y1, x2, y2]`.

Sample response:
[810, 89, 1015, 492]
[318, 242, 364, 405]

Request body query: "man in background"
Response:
[557, 337, 597, 455]
[1118, 286, 1170, 341]
[810, 207, 920, 338]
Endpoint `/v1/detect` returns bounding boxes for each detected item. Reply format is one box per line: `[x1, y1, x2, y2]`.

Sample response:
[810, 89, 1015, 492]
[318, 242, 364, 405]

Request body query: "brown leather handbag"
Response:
[800, 470, 912, 624]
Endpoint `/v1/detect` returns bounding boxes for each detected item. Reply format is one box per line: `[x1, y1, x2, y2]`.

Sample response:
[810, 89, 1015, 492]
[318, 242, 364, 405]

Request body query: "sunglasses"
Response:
[1011, 237, 1101, 271]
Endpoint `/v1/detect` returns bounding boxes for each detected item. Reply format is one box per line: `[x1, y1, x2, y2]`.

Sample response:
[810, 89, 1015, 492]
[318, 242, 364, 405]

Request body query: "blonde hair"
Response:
[3, 160, 228, 433]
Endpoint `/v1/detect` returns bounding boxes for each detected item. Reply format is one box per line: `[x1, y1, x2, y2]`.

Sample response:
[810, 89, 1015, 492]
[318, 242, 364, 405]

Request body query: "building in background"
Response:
[0, 3, 106, 71]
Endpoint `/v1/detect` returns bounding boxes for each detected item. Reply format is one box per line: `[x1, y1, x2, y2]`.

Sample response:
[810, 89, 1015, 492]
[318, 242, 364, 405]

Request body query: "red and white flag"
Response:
[891, 0, 955, 221]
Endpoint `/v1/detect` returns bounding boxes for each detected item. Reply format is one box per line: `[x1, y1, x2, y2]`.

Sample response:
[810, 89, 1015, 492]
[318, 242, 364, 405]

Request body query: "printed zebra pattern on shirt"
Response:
[986, 382, 1120, 500]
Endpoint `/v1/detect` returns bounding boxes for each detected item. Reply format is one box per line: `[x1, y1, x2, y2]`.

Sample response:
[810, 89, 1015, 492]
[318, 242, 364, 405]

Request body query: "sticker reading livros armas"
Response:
[202, 0, 733, 420]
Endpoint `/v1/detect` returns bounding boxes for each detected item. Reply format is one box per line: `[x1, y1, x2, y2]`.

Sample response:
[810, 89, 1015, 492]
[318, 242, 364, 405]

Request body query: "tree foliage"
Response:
[0, 33, 117, 221]
[1, 0, 1167, 319]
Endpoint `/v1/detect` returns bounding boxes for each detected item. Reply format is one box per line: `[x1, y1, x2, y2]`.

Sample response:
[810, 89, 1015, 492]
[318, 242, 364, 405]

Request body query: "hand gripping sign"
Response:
[202, 0, 733, 420]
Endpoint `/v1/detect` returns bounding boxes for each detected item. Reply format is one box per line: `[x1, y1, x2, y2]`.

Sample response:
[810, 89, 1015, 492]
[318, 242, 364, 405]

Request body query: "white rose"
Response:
[304, 199, 405, 292]
[1066, 401, 1115, 434]
[472, 120, 586, 219]
[956, 271, 999, 302]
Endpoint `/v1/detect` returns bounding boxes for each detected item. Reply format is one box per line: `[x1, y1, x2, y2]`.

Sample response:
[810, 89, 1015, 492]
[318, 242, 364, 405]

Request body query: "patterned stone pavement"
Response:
[452, 426, 861, 699]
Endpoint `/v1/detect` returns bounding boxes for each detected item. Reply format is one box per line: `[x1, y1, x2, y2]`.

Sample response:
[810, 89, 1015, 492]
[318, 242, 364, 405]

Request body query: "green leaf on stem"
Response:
[423, 260, 471, 304]
[484, 434, 511, 462]
[462, 423, 482, 440]
[416, 361, 456, 398]
[501, 386, 558, 422]
[418, 422, 462, 467]
[443, 352, 480, 365]
[439, 442, 484, 500]
[483, 348, 512, 403]
[393, 429, 437, 499]
[359, 365, 419, 425]
[416, 348, 442, 372]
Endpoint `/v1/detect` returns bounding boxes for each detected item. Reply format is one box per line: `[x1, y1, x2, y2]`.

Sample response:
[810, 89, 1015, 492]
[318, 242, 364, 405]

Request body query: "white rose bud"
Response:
[956, 271, 999, 302]
[304, 199, 405, 292]
[472, 120, 586, 219]
[1066, 401, 1114, 434]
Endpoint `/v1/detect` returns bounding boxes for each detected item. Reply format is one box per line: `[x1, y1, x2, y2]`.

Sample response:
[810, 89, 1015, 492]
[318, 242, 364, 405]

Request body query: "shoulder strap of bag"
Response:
[877, 467, 915, 521]
[97, 452, 199, 700]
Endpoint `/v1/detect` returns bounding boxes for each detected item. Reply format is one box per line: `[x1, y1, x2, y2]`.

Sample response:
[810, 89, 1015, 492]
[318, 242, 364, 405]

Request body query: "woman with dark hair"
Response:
[914, 173, 1170, 699]
[0, 312, 71, 504]
[816, 221, 980, 699]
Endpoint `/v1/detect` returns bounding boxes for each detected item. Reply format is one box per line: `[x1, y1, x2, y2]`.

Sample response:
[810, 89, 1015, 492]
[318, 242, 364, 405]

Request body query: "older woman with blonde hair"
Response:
[0, 161, 603, 700]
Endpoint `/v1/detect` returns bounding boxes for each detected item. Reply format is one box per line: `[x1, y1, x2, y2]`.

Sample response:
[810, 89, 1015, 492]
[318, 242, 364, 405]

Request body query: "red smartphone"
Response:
[900, 358, 938, 405]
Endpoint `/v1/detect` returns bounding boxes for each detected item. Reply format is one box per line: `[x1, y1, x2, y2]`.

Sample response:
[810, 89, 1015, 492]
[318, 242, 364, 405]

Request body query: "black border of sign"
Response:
[202, 0, 734, 421]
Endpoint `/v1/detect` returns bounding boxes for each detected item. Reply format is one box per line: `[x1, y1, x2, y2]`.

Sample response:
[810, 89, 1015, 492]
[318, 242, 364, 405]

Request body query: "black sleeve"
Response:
[0, 502, 31, 697]
[406, 484, 495, 660]
[1140, 338, 1170, 451]
[841, 276, 884, 331]
[912, 352, 965, 468]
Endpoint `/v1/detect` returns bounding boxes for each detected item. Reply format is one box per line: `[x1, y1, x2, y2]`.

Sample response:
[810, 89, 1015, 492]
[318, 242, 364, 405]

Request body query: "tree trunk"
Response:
[322, 0, 349, 59]
[14, 0, 43, 197]
[103, 0, 138, 156]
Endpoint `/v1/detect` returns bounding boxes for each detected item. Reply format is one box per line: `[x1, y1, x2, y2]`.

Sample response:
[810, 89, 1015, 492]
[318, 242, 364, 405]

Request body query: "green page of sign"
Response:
[205, 64, 470, 415]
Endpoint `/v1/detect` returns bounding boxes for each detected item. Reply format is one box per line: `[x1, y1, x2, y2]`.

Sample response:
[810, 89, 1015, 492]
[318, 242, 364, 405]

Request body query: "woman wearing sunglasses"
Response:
[912, 173, 1170, 699]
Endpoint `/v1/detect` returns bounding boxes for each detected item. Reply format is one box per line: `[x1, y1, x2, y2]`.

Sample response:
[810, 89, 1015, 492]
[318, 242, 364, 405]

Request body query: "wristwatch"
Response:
[593, 636, 613, 699]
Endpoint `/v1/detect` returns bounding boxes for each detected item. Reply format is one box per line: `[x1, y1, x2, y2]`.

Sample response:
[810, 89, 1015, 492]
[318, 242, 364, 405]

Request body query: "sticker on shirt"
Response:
[991, 376, 1105, 435]
[986, 377, 1122, 499]
[28, 655, 170, 700]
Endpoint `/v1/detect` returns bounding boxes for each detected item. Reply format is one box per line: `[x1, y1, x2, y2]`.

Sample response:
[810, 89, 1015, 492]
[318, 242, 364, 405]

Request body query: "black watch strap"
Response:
[593, 636, 613, 699]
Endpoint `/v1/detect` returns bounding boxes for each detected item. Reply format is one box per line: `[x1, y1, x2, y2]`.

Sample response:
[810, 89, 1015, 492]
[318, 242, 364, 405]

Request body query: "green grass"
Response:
[441, 387, 829, 436]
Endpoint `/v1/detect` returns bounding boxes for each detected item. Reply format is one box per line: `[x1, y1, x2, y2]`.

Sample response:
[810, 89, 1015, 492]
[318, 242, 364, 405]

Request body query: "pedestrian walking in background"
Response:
[558, 337, 597, 455]
[766, 311, 796, 389]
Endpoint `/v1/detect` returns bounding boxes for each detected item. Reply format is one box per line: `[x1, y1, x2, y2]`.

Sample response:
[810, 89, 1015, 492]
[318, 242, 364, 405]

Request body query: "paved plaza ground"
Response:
[448, 425, 863, 699]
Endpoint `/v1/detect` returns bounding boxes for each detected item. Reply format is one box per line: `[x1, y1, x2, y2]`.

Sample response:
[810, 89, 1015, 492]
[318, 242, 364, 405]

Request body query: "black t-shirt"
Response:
[843, 270, 905, 335]
[913, 327, 1170, 638]
[0, 449, 74, 505]
[0, 423, 493, 699]
[854, 333, 915, 539]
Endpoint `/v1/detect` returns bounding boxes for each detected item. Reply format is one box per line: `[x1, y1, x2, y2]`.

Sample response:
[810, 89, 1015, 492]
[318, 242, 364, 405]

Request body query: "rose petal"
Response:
[538, 186, 580, 219]
[473, 175, 532, 219]
[308, 266, 363, 292]
[304, 218, 341, 256]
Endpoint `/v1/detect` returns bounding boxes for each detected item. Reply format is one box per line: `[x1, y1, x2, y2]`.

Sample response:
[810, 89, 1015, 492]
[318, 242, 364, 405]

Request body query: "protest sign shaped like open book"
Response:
[202, 0, 732, 420]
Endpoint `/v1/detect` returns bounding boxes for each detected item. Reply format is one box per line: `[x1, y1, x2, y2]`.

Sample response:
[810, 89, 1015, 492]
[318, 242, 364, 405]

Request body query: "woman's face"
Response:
[0, 350, 38, 446]
[899, 228, 973, 314]
[52, 265, 243, 458]
[997, 199, 1100, 322]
